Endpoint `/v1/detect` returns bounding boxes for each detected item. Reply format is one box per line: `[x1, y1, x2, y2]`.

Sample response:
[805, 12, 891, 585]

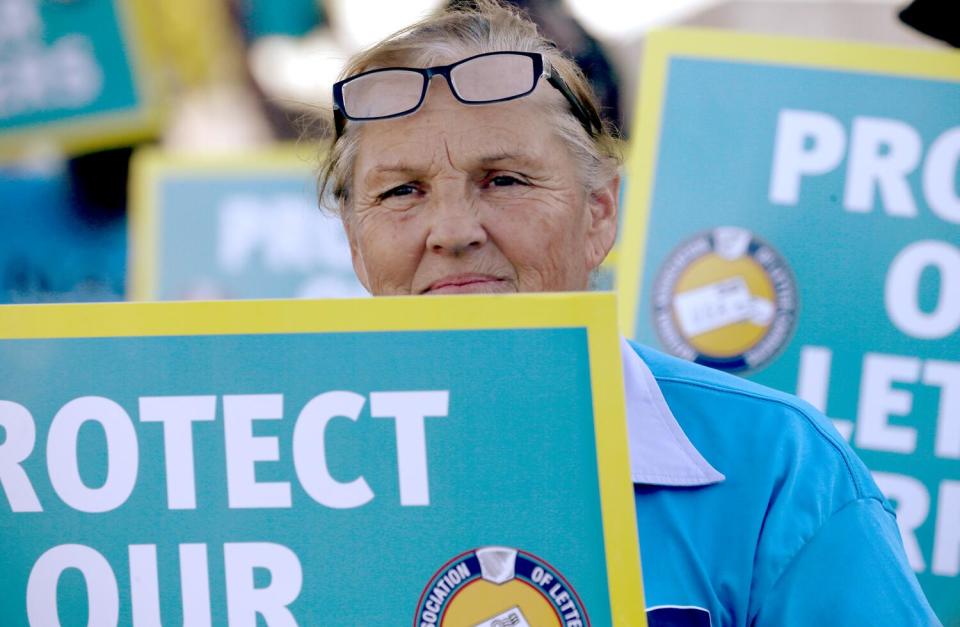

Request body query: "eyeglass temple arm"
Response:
[545, 71, 602, 136]
[333, 107, 347, 139]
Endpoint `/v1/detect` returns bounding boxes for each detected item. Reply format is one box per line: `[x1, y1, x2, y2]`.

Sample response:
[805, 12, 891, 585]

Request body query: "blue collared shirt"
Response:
[620, 339, 940, 626]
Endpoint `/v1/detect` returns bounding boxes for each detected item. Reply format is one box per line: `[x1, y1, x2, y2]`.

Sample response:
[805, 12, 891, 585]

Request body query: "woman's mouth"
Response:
[422, 274, 509, 294]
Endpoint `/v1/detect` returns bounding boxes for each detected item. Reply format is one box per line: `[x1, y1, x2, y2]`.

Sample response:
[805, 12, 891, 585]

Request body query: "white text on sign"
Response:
[0, 390, 449, 512]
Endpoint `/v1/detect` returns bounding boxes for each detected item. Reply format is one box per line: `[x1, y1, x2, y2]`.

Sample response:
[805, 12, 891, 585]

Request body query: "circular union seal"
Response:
[652, 226, 798, 373]
[413, 546, 589, 627]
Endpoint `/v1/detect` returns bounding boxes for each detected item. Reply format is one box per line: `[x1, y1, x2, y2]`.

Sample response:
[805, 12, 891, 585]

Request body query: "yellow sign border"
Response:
[127, 145, 324, 301]
[616, 27, 960, 337]
[0, 292, 646, 625]
[0, 0, 165, 160]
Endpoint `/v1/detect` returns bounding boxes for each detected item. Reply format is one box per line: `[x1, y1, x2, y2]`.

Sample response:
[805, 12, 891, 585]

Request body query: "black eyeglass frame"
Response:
[332, 51, 602, 139]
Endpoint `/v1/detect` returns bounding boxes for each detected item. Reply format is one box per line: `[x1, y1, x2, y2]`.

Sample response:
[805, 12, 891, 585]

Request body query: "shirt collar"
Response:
[620, 338, 725, 487]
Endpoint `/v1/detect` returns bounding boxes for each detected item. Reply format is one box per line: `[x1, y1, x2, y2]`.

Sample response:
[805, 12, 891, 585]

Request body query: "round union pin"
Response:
[413, 546, 589, 627]
[652, 226, 798, 373]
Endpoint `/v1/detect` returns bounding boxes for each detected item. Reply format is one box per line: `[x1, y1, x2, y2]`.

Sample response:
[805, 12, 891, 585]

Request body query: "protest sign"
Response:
[618, 28, 960, 621]
[0, 0, 161, 158]
[128, 148, 366, 301]
[0, 293, 644, 625]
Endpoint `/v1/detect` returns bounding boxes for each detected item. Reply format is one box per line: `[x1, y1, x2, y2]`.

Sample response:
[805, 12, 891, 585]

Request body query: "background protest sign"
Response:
[0, 0, 161, 158]
[617, 28, 959, 622]
[0, 293, 645, 625]
[128, 147, 366, 301]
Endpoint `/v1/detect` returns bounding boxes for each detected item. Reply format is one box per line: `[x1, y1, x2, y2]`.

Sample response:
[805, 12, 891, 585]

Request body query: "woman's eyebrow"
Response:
[363, 152, 542, 186]
[477, 152, 542, 169]
[363, 163, 425, 186]
[369, 162, 421, 174]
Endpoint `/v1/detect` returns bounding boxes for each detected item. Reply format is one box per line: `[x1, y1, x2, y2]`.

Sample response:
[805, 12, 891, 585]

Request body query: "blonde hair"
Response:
[317, 0, 621, 215]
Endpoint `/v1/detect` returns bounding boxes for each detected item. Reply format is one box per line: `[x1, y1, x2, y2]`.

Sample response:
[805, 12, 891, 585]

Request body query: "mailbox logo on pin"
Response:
[652, 226, 798, 373]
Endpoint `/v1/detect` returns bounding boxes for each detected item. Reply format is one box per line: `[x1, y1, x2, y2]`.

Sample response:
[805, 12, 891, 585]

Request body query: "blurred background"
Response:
[0, 0, 950, 304]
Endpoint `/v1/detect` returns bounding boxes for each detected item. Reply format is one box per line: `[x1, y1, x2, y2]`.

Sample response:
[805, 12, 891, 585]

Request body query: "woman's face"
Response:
[343, 79, 618, 296]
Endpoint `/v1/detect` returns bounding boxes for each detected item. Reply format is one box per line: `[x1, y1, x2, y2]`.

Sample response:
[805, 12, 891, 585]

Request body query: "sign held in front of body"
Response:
[0, 294, 644, 625]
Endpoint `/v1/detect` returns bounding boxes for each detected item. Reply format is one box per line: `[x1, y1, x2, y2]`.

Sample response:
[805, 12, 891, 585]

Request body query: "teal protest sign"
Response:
[0, 294, 646, 625]
[618, 29, 960, 622]
[0, 0, 160, 158]
[128, 149, 366, 301]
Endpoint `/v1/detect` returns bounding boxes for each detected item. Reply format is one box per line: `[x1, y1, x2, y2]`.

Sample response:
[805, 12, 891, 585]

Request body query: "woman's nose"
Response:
[424, 196, 488, 256]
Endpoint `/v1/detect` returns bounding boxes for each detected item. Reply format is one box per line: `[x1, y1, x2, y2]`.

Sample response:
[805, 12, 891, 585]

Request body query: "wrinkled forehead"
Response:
[351, 86, 567, 182]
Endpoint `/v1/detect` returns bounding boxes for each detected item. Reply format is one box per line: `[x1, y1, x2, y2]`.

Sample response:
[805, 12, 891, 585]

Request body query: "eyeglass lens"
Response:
[449, 53, 535, 102]
[341, 69, 425, 118]
[340, 53, 537, 120]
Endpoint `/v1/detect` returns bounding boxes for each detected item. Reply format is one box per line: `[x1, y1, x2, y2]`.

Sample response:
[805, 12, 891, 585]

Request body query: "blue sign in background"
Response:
[0, 0, 140, 131]
[632, 55, 959, 621]
[637, 56, 959, 356]
[0, 328, 612, 624]
[145, 171, 365, 300]
[0, 172, 126, 304]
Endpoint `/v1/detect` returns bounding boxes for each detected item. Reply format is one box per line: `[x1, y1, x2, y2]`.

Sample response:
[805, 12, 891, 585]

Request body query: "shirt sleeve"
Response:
[753, 497, 941, 626]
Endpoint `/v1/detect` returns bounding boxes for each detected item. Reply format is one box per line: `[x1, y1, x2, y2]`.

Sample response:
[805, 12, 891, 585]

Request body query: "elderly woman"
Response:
[319, 1, 938, 625]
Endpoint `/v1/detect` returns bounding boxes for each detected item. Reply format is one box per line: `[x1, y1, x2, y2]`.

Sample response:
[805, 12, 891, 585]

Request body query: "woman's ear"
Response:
[584, 170, 620, 272]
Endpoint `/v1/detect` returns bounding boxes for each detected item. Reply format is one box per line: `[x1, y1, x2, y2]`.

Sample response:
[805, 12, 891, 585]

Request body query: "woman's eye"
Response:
[488, 174, 527, 187]
[379, 184, 417, 200]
